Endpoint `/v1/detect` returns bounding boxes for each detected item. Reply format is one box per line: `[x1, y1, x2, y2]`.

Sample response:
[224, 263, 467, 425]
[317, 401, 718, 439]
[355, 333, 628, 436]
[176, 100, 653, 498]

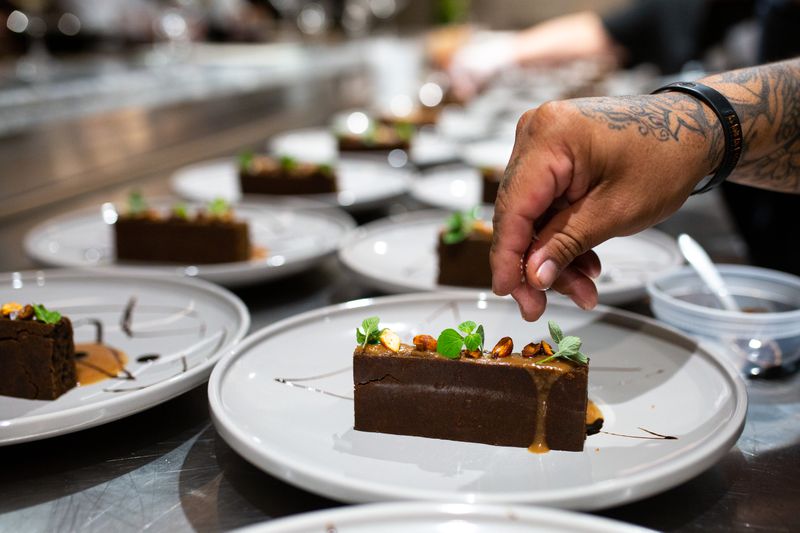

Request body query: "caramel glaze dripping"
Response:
[523, 357, 574, 454]
[74, 343, 131, 385]
[586, 400, 604, 436]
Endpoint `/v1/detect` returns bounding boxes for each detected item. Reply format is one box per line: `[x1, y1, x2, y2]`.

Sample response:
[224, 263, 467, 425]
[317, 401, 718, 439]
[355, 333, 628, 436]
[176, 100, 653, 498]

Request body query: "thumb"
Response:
[524, 196, 612, 290]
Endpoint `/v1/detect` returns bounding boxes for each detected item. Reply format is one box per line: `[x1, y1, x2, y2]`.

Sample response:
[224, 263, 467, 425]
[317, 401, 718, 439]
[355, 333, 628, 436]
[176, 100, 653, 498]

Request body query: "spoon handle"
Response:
[677, 234, 741, 312]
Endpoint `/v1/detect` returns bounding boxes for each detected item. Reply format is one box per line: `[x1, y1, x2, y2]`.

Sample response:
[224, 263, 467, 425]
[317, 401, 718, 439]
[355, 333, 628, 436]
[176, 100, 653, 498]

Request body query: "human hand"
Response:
[491, 93, 722, 320]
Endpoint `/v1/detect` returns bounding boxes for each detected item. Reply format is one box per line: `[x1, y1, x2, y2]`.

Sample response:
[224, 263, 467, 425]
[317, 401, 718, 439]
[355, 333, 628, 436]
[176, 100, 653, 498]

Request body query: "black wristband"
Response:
[652, 81, 743, 195]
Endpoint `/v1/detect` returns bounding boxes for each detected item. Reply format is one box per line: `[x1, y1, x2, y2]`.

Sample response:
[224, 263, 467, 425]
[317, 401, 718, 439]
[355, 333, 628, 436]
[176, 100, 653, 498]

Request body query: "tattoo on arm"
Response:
[571, 93, 724, 171]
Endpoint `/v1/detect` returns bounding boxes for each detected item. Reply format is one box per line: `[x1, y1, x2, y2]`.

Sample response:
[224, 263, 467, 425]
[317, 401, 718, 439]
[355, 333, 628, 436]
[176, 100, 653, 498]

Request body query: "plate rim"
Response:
[22, 199, 355, 288]
[0, 268, 251, 445]
[235, 502, 655, 533]
[337, 210, 682, 302]
[208, 291, 747, 509]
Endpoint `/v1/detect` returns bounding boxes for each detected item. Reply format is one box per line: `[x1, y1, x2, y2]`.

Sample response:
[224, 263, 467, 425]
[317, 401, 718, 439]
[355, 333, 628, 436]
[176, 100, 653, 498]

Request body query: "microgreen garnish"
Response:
[536, 320, 588, 365]
[128, 190, 147, 215]
[32, 304, 61, 325]
[172, 202, 188, 219]
[318, 163, 334, 175]
[279, 155, 298, 171]
[356, 316, 383, 347]
[442, 206, 481, 244]
[394, 122, 415, 141]
[436, 320, 485, 359]
[238, 150, 254, 170]
[207, 198, 230, 217]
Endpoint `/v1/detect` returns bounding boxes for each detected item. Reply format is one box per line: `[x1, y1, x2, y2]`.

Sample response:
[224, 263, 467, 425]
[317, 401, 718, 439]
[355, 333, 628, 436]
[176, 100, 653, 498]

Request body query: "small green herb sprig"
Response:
[318, 163, 334, 176]
[238, 150, 254, 170]
[356, 316, 384, 347]
[172, 202, 188, 220]
[394, 122, 415, 142]
[279, 155, 298, 172]
[33, 304, 61, 325]
[207, 198, 231, 217]
[442, 207, 480, 244]
[536, 321, 588, 365]
[436, 320, 485, 359]
[128, 190, 147, 215]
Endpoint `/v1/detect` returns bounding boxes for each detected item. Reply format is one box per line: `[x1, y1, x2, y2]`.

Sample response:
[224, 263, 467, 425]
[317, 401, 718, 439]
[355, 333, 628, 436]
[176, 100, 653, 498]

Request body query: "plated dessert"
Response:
[114, 192, 253, 264]
[480, 166, 503, 204]
[354, 318, 593, 453]
[437, 208, 493, 287]
[336, 122, 413, 153]
[0, 302, 76, 400]
[238, 153, 337, 195]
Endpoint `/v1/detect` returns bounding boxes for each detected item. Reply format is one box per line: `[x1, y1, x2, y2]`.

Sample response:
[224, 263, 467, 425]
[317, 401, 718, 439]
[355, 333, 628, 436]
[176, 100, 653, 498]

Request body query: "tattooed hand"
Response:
[492, 58, 800, 321]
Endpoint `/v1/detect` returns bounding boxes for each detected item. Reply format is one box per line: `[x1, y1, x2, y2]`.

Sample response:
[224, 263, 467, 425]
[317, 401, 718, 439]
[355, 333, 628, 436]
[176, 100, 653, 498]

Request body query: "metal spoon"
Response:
[677, 233, 740, 311]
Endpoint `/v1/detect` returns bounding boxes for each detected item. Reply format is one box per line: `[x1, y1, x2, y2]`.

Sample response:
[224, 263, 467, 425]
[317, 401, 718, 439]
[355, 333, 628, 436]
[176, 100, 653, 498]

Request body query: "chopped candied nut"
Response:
[463, 349, 482, 359]
[413, 334, 437, 351]
[472, 220, 493, 238]
[1, 302, 22, 316]
[17, 305, 34, 320]
[491, 336, 513, 358]
[541, 340, 554, 356]
[379, 329, 401, 352]
[521, 342, 542, 358]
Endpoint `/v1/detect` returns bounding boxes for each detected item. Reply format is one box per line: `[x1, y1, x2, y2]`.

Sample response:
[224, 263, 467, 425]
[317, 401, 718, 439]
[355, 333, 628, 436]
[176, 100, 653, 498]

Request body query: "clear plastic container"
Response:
[647, 265, 800, 376]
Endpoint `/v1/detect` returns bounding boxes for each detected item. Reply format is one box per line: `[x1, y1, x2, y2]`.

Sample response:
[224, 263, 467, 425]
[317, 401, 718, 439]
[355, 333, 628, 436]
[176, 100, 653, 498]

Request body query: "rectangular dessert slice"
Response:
[0, 303, 76, 400]
[480, 166, 503, 204]
[353, 327, 589, 452]
[337, 123, 412, 153]
[437, 215, 492, 288]
[114, 195, 251, 264]
[239, 154, 337, 196]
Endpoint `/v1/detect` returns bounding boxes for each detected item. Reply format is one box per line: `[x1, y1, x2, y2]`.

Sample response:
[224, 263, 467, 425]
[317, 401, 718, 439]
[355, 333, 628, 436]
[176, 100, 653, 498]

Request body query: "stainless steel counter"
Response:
[0, 46, 798, 532]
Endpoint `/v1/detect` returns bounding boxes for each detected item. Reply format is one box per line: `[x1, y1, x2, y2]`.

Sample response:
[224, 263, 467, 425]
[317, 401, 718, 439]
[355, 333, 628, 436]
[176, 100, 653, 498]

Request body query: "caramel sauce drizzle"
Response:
[74, 343, 131, 385]
[523, 357, 573, 454]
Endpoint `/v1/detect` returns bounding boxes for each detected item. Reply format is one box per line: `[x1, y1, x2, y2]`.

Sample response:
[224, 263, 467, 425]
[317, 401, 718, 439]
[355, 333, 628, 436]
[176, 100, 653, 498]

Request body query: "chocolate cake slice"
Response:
[353, 319, 589, 452]
[336, 122, 412, 153]
[0, 303, 76, 400]
[437, 211, 492, 288]
[114, 194, 251, 264]
[480, 166, 503, 204]
[239, 154, 337, 195]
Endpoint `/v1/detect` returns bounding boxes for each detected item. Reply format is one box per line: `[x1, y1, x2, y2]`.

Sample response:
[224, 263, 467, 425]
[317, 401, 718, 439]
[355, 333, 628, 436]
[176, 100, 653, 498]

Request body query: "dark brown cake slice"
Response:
[239, 154, 337, 195]
[336, 122, 412, 152]
[437, 212, 492, 288]
[114, 194, 251, 264]
[480, 166, 503, 204]
[353, 320, 589, 452]
[0, 303, 76, 400]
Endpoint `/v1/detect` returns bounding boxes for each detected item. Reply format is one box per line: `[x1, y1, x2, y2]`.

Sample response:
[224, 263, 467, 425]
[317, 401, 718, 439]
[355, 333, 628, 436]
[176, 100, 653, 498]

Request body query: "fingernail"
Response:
[535, 260, 558, 289]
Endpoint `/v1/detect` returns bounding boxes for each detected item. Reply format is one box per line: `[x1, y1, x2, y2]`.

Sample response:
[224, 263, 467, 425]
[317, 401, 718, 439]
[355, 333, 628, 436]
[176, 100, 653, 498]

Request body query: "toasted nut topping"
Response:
[1, 302, 22, 316]
[472, 220, 493, 238]
[413, 334, 437, 352]
[521, 342, 542, 358]
[17, 305, 34, 320]
[463, 349, 482, 359]
[491, 336, 513, 358]
[379, 329, 401, 352]
[541, 340, 554, 356]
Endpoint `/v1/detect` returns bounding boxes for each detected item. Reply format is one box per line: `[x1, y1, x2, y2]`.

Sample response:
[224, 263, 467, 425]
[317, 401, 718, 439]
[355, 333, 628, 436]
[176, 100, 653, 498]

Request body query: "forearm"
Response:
[699, 59, 800, 193]
[511, 12, 619, 66]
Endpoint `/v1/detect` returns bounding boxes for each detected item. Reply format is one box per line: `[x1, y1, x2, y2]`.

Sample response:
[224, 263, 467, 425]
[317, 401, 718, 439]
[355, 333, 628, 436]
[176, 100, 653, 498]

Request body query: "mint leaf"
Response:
[356, 328, 365, 345]
[128, 190, 147, 215]
[437, 328, 464, 359]
[208, 198, 230, 217]
[558, 335, 582, 355]
[566, 351, 589, 365]
[464, 332, 482, 351]
[172, 202, 188, 219]
[279, 155, 298, 171]
[458, 320, 476, 334]
[32, 304, 61, 325]
[442, 231, 467, 245]
[357, 316, 381, 347]
[318, 163, 334, 175]
[548, 320, 564, 344]
[238, 150, 254, 169]
[442, 210, 478, 245]
[475, 324, 485, 351]
[394, 122, 415, 141]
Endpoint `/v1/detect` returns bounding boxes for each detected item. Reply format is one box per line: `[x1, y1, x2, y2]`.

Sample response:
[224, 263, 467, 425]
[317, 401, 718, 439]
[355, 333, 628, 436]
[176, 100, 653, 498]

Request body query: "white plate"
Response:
[0, 269, 249, 445]
[209, 292, 746, 509]
[170, 157, 411, 212]
[269, 127, 458, 167]
[24, 200, 355, 288]
[338, 210, 683, 304]
[459, 138, 514, 169]
[237, 502, 654, 533]
[410, 165, 484, 210]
